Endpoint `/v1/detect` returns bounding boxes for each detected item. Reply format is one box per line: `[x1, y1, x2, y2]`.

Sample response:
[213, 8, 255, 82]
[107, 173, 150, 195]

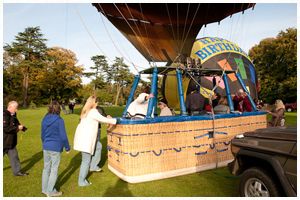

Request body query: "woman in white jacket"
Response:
[74, 96, 117, 186]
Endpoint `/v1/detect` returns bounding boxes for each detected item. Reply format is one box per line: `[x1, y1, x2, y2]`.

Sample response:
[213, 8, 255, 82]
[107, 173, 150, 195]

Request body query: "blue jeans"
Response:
[42, 150, 61, 194]
[90, 130, 102, 171]
[78, 152, 92, 186]
[78, 129, 102, 186]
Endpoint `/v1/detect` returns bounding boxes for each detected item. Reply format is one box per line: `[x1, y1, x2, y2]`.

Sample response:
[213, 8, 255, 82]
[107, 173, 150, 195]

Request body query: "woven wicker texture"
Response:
[107, 114, 267, 177]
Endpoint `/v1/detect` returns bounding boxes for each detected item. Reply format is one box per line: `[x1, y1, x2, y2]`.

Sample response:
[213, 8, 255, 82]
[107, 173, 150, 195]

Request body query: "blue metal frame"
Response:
[122, 75, 140, 117]
[235, 72, 257, 111]
[222, 73, 234, 112]
[117, 111, 267, 125]
[176, 69, 187, 115]
[146, 68, 158, 118]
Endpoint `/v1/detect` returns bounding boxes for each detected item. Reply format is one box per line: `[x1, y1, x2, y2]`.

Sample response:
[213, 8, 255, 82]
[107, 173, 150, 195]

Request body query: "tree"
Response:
[90, 55, 134, 106]
[40, 47, 84, 102]
[90, 55, 108, 90]
[249, 28, 297, 104]
[4, 26, 47, 107]
[111, 57, 134, 106]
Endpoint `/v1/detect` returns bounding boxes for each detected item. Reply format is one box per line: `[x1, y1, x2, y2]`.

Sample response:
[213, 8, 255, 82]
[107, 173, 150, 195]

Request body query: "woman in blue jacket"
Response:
[41, 101, 70, 197]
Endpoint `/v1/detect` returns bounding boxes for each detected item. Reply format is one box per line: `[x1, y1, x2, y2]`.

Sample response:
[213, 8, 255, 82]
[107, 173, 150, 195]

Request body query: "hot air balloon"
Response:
[92, 3, 267, 183]
[164, 37, 259, 109]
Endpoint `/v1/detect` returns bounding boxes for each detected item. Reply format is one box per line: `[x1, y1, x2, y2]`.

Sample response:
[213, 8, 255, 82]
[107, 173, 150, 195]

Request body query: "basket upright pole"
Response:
[147, 68, 158, 118]
[235, 72, 257, 111]
[222, 73, 234, 112]
[122, 74, 140, 117]
[176, 69, 187, 116]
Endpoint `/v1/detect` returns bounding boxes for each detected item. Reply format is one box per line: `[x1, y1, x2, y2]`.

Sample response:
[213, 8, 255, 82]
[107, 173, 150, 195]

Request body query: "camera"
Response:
[22, 126, 28, 132]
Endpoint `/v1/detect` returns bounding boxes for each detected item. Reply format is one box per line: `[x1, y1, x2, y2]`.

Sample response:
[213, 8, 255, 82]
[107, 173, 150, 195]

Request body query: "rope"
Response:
[97, 3, 144, 73]
[138, 3, 164, 62]
[184, 5, 250, 166]
[107, 143, 230, 158]
[181, 3, 191, 49]
[75, 6, 114, 64]
[165, 3, 179, 54]
[178, 3, 201, 56]
[159, 4, 204, 75]
[124, 3, 159, 67]
[176, 3, 180, 50]
[65, 3, 68, 49]
[158, 3, 201, 76]
[113, 3, 156, 65]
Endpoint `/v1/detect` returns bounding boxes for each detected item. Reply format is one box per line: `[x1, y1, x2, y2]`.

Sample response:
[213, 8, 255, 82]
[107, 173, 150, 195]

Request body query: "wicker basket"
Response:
[107, 113, 267, 183]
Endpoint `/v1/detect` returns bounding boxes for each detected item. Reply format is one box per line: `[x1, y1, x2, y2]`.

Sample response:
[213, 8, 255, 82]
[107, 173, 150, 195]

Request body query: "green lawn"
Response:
[3, 107, 297, 197]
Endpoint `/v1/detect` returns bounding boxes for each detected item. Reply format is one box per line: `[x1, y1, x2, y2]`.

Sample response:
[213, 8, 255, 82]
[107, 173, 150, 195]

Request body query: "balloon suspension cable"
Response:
[178, 3, 201, 56]
[176, 3, 180, 52]
[183, 67, 218, 167]
[165, 3, 180, 54]
[124, 3, 160, 67]
[181, 3, 191, 49]
[113, 3, 156, 65]
[159, 3, 201, 77]
[238, 5, 247, 50]
[97, 3, 144, 73]
[229, 4, 244, 42]
[75, 5, 114, 64]
[158, 54, 182, 75]
[65, 3, 68, 49]
[138, 3, 164, 62]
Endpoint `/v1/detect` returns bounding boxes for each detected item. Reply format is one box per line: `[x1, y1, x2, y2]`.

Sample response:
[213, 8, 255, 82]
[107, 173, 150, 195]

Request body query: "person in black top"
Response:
[68, 102, 75, 114]
[185, 84, 205, 115]
[3, 101, 28, 176]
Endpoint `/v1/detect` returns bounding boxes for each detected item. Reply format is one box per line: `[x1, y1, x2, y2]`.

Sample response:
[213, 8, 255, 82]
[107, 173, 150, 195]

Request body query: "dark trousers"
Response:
[4, 147, 22, 175]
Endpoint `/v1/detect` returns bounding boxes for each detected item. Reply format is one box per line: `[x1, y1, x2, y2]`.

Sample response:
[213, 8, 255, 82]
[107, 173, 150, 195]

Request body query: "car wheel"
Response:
[239, 167, 280, 197]
[287, 108, 292, 112]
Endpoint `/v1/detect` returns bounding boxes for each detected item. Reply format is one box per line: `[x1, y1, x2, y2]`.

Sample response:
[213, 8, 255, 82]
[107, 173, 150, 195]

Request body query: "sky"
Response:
[2, 2, 298, 84]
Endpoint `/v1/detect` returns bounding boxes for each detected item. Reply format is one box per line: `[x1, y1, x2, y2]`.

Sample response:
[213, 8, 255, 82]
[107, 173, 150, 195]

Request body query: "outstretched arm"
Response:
[92, 109, 117, 124]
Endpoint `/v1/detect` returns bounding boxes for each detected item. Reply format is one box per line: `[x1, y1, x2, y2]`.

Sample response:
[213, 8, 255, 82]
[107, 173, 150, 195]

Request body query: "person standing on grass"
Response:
[267, 99, 286, 127]
[68, 101, 75, 114]
[3, 101, 29, 176]
[74, 96, 117, 186]
[41, 101, 70, 197]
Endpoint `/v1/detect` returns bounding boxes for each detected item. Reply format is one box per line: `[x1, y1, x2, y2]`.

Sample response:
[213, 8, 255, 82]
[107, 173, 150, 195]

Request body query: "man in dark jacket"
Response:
[3, 101, 28, 176]
[185, 84, 205, 115]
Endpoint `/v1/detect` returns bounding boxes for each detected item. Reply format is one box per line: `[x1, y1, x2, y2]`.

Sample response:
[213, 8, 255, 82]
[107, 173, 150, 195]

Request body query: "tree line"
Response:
[3, 26, 135, 107]
[249, 27, 297, 104]
[3, 26, 297, 108]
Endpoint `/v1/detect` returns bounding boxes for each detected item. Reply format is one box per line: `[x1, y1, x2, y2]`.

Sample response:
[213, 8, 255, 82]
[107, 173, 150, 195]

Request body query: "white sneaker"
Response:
[47, 191, 62, 197]
[42, 191, 48, 196]
[90, 168, 102, 172]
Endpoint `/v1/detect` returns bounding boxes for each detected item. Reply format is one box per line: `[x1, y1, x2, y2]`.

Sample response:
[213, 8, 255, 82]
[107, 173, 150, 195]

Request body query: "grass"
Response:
[3, 107, 297, 197]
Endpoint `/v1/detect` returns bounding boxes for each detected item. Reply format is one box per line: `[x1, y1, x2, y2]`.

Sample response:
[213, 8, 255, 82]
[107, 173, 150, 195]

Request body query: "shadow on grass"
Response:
[103, 179, 133, 197]
[3, 151, 43, 173]
[56, 152, 81, 190]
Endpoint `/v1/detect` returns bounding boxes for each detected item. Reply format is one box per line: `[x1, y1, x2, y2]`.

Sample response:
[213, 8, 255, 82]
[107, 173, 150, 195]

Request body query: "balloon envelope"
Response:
[163, 37, 258, 109]
[93, 3, 255, 63]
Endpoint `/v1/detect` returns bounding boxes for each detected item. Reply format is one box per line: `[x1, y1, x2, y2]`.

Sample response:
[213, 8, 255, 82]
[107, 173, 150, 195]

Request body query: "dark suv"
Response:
[228, 127, 297, 197]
